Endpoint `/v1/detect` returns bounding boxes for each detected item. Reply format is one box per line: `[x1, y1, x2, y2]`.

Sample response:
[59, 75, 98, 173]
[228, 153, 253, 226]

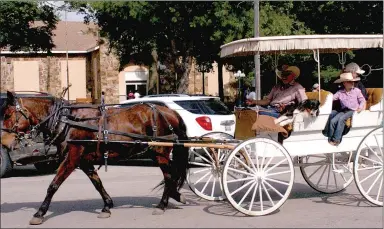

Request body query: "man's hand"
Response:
[246, 99, 254, 105]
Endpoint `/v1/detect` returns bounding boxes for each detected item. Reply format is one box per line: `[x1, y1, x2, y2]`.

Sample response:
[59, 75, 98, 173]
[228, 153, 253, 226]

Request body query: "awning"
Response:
[220, 34, 383, 58]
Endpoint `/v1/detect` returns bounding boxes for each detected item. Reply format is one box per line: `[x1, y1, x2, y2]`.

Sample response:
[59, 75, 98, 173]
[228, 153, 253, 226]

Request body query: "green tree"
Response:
[0, 1, 58, 52]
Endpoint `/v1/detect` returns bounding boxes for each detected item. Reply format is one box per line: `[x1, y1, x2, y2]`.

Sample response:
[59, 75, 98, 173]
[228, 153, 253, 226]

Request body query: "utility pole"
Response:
[254, 0, 261, 100]
[64, 4, 70, 101]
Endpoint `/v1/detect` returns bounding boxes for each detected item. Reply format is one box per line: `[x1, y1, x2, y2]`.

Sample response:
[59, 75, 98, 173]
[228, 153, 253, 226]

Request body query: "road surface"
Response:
[1, 164, 382, 228]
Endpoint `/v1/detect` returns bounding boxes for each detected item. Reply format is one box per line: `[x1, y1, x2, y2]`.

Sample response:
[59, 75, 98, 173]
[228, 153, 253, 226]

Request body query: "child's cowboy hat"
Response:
[334, 72, 361, 84]
[275, 65, 301, 79]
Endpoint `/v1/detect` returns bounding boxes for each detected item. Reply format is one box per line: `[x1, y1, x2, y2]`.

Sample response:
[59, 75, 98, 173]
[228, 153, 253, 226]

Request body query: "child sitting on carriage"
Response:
[325, 72, 366, 146]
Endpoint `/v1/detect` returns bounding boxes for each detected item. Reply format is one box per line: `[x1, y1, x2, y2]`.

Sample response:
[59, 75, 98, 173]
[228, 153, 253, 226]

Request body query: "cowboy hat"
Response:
[275, 65, 301, 79]
[334, 72, 361, 84]
[344, 62, 365, 75]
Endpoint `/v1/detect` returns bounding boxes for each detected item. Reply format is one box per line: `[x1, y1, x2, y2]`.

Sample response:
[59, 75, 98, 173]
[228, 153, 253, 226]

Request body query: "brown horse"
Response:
[2, 91, 190, 225]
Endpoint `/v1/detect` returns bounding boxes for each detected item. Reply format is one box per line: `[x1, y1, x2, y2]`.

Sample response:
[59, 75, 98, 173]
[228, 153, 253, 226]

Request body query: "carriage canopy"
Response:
[220, 34, 383, 58]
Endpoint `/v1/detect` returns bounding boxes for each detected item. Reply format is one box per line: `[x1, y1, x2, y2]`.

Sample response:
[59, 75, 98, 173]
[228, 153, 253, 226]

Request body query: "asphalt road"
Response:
[1, 163, 382, 228]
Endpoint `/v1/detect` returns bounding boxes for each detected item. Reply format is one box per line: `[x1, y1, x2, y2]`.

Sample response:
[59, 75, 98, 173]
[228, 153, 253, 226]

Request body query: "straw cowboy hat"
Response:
[275, 65, 301, 79]
[334, 72, 361, 84]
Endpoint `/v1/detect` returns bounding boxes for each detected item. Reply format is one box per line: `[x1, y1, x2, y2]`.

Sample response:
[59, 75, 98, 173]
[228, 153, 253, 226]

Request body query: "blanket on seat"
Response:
[234, 108, 292, 142]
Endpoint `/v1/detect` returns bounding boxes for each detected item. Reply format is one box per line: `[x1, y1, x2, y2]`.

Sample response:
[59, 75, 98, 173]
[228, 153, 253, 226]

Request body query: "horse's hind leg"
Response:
[79, 160, 113, 219]
[151, 147, 186, 215]
[29, 144, 83, 225]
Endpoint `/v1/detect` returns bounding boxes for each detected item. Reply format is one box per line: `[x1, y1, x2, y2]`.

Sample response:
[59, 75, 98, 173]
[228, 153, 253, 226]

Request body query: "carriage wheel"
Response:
[222, 137, 294, 216]
[353, 127, 383, 206]
[300, 152, 354, 194]
[187, 132, 235, 201]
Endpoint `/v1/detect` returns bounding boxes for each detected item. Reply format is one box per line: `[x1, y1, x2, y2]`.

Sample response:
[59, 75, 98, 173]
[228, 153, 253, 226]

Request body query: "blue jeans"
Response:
[326, 110, 354, 143]
[258, 106, 280, 118]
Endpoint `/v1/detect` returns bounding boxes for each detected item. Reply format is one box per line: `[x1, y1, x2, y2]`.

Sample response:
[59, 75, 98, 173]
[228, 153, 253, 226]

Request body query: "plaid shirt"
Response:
[267, 82, 308, 109]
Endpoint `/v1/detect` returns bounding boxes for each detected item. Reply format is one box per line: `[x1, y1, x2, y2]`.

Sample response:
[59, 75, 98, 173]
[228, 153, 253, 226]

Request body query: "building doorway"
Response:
[126, 82, 147, 99]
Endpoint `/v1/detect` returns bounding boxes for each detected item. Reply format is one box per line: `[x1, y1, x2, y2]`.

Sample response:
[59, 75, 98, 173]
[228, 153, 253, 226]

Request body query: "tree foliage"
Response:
[0, 1, 58, 52]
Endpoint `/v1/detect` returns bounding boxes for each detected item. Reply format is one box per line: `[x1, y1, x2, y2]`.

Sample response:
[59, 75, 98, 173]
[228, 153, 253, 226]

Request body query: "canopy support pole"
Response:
[254, 0, 261, 100]
[313, 49, 321, 102]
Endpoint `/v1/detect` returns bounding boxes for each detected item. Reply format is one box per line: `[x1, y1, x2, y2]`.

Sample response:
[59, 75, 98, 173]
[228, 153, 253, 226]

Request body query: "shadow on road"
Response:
[313, 193, 378, 208]
[1, 195, 190, 224]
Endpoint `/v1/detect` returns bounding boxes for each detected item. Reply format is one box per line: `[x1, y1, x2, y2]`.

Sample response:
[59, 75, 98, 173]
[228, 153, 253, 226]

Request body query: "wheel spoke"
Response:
[242, 146, 258, 172]
[238, 181, 257, 206]
[265, 158, 288, 174]
[201, 174, 213, 193]
[366, 171, 382, 195]
[194, 170, 211, 185]
[266, 170, 291, 177]
[227, 176, 255, 184]
[316, 165, 328, 187]
[376, 176, 383, 201]
[359, 168, 382, 184]
[248, 182, 259, 211]
[189, 162, 211, 167]
[333, 167, 337, 189]
[365, 143, 383, 163]
[234, 154, 256, 174]
[357, 165, 383, 171]
[307, 165, 325, 179]
[202, 147, 215, 163]
[262, 156, 274, 171]
[262, 181, 275, 207]
[326, 163, 331, 190]
[211, 177, 216, 197]
[259, 181, 263, 212]
[191, 167, 210, 175]
[373, 134, 383, 157]
[360, 155, 382, 166]
[264, 177, 290, 186]
[191, 150, 213, 165]
[230, 179, 254, 196]
[263, 180, 284, 198]
[228, 166, 255, 177]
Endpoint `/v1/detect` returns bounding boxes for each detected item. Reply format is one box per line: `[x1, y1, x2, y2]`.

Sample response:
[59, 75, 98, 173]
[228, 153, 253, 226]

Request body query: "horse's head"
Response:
[1, 91, 41, 148]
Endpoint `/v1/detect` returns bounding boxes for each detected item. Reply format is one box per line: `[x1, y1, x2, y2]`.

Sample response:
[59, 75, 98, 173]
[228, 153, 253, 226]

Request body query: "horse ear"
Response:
[6, 91, 16, 106]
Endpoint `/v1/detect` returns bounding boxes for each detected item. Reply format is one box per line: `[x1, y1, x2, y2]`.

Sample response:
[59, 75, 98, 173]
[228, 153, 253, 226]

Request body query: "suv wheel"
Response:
[1, 147, 13, 178]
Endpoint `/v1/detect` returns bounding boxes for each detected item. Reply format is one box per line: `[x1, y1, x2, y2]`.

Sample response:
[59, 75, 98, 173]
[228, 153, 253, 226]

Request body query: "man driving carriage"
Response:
[245, 65, 307, 118]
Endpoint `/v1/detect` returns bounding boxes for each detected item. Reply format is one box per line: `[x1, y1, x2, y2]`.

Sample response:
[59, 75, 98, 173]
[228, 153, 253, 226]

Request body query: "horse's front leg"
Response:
[79, 159, 114, 218]
[30, 144, 83, 225]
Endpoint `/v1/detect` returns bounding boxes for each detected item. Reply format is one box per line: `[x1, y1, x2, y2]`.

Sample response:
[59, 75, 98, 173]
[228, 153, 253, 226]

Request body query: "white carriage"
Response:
[186, 34, 384, 216]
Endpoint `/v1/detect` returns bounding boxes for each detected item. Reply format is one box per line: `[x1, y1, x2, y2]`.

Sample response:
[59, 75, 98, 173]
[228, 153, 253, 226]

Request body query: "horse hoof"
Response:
[97, 212, 111, 218]
[152, 208, 165, 215]
[29, 217, 44, 225]
[179, 194, 187, 204]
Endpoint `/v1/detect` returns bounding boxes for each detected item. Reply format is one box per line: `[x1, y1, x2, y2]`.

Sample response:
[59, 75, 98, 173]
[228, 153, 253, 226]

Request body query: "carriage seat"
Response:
[305, 90, 333, 115]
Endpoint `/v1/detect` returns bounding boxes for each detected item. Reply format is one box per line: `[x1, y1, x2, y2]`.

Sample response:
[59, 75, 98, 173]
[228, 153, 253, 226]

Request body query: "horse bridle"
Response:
[1, 97, 35, 134]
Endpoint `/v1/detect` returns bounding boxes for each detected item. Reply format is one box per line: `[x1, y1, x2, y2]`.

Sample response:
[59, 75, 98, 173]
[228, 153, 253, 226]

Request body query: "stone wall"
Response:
[0, 56, 14, 92]
[0, 54, 89, 98]
[99, 41, 120, 104]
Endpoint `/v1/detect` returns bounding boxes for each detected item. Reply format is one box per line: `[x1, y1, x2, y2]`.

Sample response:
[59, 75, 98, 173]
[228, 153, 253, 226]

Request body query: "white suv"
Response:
[119, 94, 236, 138]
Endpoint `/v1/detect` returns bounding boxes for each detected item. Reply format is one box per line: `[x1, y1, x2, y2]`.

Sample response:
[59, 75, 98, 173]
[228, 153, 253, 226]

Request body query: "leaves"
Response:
[0, 1, 58, 52]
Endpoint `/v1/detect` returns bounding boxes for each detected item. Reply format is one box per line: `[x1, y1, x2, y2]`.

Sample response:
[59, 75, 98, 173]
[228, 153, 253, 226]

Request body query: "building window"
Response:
[125, 70, 148, 98]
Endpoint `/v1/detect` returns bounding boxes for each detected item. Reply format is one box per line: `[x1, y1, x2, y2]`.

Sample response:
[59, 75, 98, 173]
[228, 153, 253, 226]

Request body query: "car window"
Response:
[174, 99, 232, 115]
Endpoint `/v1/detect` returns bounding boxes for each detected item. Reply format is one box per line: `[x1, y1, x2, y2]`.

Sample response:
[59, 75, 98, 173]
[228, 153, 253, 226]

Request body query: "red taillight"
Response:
[195, 116, 212, 131]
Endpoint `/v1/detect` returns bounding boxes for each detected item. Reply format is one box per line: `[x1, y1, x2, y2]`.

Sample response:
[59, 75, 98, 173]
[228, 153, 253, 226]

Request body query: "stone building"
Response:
[1, 21, 237, 104]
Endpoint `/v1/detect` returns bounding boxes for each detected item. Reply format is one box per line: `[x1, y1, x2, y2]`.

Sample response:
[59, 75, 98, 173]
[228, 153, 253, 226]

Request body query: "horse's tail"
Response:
[172, 112, 189, 190]
[152, 111, 189, 192]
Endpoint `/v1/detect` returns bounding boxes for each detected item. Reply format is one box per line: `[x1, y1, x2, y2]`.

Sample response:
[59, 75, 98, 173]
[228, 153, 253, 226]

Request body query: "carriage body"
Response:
[185, 34, 384, 216]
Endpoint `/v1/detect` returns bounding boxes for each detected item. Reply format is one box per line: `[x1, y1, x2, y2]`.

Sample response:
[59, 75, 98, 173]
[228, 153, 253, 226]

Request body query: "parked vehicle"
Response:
[119, 94, 236, 138]
[1, 92, 60, 178]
